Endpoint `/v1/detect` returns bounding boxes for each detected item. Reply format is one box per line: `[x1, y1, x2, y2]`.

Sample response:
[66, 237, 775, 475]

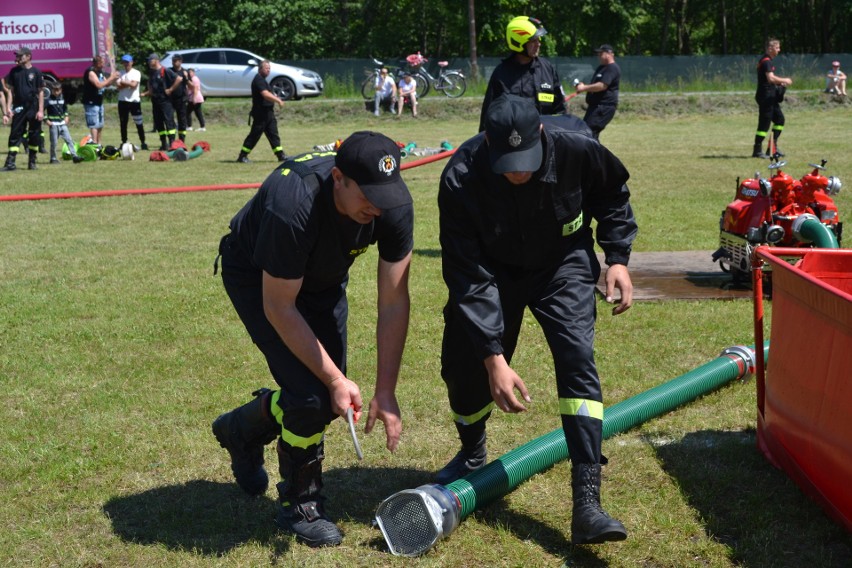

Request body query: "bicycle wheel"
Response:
[414, 72, 430, 98]
[440, 72, 467, 98]
[361, 73, 378, 99]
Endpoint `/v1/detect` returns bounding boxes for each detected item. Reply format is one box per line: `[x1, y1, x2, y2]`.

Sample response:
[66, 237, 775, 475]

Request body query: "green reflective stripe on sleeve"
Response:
[270, 390, 327, 448]
[559, 398, 604, 421]
[562, 212, 584, 237]
[453, 402, 495, 426]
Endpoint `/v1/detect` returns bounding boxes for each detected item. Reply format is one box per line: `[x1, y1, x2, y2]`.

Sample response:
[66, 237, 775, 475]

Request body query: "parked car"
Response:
[160, 48, 323, 100]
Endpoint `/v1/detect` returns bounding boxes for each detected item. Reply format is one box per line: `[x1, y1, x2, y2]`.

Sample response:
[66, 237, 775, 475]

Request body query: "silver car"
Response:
[160, 48, 323, 100]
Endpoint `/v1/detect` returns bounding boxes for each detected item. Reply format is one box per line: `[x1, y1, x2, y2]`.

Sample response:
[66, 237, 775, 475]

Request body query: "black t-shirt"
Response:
[5, 65, 43, 107]
[756, 54, 775, 100]
[251, 73, 273, 111]
[586, 62, 620, 107]
[228, 153, 414, 294]
[170, 66, 189, 100]
[82, 65, 105, 105]
[147, 66, 177, 102]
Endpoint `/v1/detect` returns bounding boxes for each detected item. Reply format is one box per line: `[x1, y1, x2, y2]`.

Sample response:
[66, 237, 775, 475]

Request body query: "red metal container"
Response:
[754, 247, 852, 532]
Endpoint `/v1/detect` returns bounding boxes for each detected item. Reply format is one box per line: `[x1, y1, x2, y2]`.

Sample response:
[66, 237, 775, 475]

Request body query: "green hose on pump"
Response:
[376, 343, 768, 556]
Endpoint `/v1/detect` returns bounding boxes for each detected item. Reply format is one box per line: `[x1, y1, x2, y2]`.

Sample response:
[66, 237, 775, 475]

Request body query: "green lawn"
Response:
[1, 96, 851, 567]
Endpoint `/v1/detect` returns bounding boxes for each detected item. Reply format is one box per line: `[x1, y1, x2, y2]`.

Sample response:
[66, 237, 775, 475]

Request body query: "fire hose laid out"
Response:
[0, 149, 456, 202]
[375, 343, 767, 557]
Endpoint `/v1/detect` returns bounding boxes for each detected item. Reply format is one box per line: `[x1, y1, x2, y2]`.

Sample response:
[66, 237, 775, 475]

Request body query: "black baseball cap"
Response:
[335, 131, 412, 210]
[594, 44, 614, 53]
[485, 94, 543, 174]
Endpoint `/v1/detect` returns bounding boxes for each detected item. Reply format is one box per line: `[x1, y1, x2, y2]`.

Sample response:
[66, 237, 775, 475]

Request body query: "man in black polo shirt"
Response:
[213, 131, 413, 548]
[2, 47, 45, 171]
[575, 44, 621, 140]
[236, 60, 286, 163]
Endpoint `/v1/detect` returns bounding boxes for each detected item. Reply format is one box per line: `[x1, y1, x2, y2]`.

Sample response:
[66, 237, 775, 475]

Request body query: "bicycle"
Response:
[360, 57, 415, 100]
[360, 55, 466, 100]
[404, 52, 466, 98]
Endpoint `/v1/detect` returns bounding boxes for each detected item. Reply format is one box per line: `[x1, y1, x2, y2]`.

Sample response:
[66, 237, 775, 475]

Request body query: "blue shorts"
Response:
[84, 104, 104, 129]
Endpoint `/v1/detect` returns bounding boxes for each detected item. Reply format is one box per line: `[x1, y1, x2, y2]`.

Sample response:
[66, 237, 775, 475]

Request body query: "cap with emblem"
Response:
[335, 131, 412, 210]
[485, 94, 543, 174]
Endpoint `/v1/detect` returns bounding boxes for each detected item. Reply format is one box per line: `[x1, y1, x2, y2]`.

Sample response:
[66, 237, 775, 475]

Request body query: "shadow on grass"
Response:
[651, 429, 852, 568]
[102, 466, 435, 557]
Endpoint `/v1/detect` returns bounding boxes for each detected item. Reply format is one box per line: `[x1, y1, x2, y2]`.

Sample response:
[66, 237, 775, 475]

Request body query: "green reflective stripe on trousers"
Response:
[453, 402, 495, 426]
[772, 125, 784, 132]
[756, 130, 768, 137]
[269, 390, 326, 449]
[273, 146, 283, 153]
[241, 146, 252, 153]
[559, 398, 604, 421]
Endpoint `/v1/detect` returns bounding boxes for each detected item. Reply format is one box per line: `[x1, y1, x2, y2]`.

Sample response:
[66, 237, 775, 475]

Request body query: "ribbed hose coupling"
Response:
[720, 345, 757, 381]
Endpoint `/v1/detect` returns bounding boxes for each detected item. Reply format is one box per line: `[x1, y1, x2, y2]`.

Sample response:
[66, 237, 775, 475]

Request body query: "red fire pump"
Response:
[712, 158, 843, 285]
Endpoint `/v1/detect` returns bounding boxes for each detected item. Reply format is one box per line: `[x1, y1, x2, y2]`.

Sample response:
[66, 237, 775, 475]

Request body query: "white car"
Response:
[160, 48, 323, 100]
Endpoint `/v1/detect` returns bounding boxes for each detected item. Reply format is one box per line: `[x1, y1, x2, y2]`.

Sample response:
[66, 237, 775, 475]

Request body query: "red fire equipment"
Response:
[712, 158, 842, 285]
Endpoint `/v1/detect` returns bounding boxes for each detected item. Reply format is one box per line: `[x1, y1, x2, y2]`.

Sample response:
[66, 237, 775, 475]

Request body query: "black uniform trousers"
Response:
[151, 97, 176, 141]
[171, 96, 188, 140]
[219, 234, 344, 453]
[583, 104, 617, 139]
[241, 108, 282, 154]
[441, 244, 604, 465]
[7, 107, 41, 153]
[755, 94, 784, 138]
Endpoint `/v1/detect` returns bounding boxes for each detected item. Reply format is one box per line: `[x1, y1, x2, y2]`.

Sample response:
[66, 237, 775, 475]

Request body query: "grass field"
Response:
[1, 93, 851, 567]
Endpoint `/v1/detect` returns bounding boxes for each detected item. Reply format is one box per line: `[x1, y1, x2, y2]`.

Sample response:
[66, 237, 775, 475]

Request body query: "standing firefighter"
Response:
[213, 132, 413, 547]
[236, 60, 286, 163]
[437, 95, 637, 545]
[2, 47, 44, 171]
[753, 38, 793, 158]
[141, 53, 179, 151]
[479, 16, 566, 132]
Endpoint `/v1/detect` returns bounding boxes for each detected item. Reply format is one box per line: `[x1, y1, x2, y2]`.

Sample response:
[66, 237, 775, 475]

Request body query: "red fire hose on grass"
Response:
[0, 150, 456, 202]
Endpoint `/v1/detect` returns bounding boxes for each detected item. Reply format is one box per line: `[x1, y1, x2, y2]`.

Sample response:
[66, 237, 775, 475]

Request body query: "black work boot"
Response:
[752, 143, 769, 159]
[275, 441, 343, 547]
[236, 151, 250, 163]
[436, 419, 488, 485]
[571, 463, 627, 545]
[28, 151, 38, 170]
[212, 388, 279, 496]
[276, 151, 287, 162]
[1, 153, 15, 172]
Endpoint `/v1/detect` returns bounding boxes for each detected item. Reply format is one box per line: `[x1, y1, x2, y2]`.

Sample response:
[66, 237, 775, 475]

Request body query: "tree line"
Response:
[113, 0, 852, 67]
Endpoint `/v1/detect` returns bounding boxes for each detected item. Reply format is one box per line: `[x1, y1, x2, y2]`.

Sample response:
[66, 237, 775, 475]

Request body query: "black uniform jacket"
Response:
[479, 55, 566, 131]
[438, 118, 637, 358]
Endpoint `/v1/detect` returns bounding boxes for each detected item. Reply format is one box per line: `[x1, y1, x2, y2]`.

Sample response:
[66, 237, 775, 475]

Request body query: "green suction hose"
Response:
[376, 344, 768, 556]
[447, 343, 768, 518]
[792, 214, 839, 249]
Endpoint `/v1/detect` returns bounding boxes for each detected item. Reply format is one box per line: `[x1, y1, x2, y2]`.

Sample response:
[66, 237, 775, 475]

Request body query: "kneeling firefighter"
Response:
[212, 132, 414, 547]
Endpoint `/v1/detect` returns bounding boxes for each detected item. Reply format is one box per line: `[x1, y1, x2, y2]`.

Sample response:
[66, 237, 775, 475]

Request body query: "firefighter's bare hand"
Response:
[328, 376, 363, 422]
[485, 355, 530, 413]
[365, 392, 401, 453]
[605, 263, 633, 315]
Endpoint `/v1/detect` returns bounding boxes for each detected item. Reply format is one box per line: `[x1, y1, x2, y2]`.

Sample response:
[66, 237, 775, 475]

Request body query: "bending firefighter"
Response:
[437, 95, 637, 545]
[213, 132, 413, 547]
